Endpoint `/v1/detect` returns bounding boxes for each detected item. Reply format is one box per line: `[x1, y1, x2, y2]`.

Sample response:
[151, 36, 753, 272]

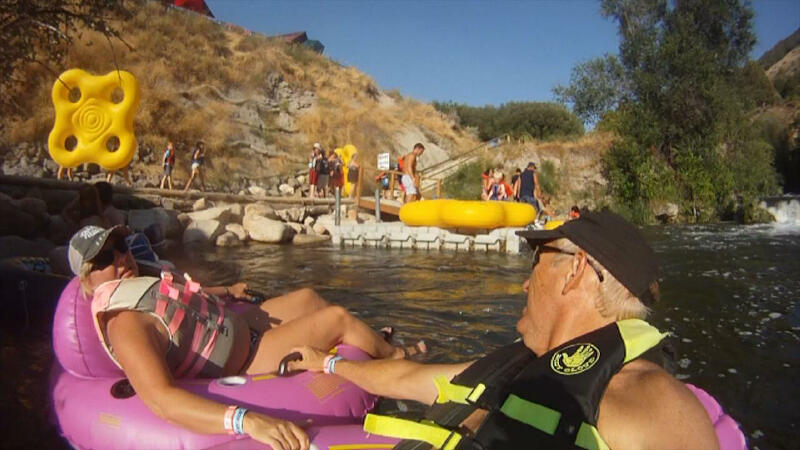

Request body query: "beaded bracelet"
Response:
[324, 355, 344, 375]
[232, 406, 248, 435]
[223, 405, 237, 435]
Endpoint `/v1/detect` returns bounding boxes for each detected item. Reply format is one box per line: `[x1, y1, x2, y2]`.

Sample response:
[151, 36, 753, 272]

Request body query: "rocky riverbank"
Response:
[0, 180, 377, 274]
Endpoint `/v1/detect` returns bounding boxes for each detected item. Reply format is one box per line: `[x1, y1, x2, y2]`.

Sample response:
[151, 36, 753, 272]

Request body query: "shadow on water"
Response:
[3, 223, 797, 449]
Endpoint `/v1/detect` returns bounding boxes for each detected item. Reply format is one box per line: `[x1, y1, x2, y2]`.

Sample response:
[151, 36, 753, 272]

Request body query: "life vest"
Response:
[364, 319, 666, 450]
[90, 273, 237, 379]
[163, 148, 175, 166]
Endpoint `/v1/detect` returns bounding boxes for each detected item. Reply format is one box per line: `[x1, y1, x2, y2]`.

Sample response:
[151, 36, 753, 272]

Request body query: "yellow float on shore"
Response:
[399, 199, 536, 229]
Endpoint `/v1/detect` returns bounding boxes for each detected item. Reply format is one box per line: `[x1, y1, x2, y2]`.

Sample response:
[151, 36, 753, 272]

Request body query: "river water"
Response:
[5, 223, 797, 449]
[178, 223, 799, 450]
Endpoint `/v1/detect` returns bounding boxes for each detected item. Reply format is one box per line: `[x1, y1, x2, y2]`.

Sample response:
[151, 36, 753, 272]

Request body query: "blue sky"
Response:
[206, 0, 799, 106]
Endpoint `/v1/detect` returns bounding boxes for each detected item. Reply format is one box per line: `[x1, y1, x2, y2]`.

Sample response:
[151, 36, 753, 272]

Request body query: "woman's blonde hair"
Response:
[554, 239, 650, 320]
[78, 261, 95, 297]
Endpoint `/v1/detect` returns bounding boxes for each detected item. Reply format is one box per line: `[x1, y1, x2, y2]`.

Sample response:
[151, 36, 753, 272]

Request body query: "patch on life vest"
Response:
[550, 343, 600, 375]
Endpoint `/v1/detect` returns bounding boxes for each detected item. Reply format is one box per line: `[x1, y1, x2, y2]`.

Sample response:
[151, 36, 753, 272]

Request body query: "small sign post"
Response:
[377, 152, 390, 171]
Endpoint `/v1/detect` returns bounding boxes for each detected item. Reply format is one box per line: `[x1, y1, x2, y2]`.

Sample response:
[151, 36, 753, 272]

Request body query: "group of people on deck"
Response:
[307, 143, 361, 199]
[482, 161, 542, 209]
[62, 204, 721, 449]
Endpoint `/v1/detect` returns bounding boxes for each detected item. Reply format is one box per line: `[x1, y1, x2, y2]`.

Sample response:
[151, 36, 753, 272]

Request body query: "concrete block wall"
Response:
[330, 223, 527, 254]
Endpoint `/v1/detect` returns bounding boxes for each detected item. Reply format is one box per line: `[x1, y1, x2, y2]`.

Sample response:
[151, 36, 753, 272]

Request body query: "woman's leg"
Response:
[244, 305, 404, 374]
[184, 168, 196, 190]
[240, 288, 329, 333]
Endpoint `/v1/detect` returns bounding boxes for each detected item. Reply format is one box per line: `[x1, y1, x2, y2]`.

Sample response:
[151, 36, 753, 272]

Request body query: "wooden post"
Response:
[389, 170, 396, 198]
[437, 179, 442, 199]
[355, 165, 363, 206]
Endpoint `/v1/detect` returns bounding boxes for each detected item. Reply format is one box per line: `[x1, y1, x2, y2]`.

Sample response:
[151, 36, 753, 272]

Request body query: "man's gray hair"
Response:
[554, 239, 651, 320]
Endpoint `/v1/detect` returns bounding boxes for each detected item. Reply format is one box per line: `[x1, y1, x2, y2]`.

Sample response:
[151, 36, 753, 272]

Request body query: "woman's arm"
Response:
[107, 311, 308, 449]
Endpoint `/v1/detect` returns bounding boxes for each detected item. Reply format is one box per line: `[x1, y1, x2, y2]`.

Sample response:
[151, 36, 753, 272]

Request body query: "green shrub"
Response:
[443, 159, 486, 200]
[537, 160, 560, 196]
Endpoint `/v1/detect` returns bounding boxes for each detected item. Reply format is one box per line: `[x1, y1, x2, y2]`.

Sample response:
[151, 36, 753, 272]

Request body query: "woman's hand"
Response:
[227, 282, 249, 300]
[288, 346, 329, 372]
[243, 412, 309, 450]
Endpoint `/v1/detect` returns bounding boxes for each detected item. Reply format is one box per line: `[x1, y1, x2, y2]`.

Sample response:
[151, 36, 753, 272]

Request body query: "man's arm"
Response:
[599, 361, 719, 450]
[291, 346, 473, 405]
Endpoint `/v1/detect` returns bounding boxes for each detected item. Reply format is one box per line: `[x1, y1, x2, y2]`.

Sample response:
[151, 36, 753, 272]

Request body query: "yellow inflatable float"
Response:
[48, 69, 140, 170]
[399, 199, 536, 229]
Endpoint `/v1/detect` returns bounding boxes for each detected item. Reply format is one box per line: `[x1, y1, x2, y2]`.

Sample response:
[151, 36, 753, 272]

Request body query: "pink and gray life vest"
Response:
[90, 273, 236, 379]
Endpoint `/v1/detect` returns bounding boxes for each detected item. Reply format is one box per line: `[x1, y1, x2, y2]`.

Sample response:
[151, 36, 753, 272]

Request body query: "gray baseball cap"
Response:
[68, 225, 123, 275]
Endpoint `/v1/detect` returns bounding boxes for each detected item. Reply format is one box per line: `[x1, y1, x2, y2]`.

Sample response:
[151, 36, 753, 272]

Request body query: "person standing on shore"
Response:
[308, 143, 320, 199]
[315, 149, 329, 198]
[401, 143, 425, 203]
[106, 165, 132, 186]
[519, 161, 541, 211]
[160, 142, 176, 190]
[347, 153, 360, 199]
[511, 168, 522, 201]
[184, 142, 206, 192]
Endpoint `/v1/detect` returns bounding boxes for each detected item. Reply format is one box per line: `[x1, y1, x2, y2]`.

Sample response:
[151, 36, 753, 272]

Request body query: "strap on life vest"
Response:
[433, 376, 486, 405]
[499, 394, 609, 450]
[364, 414, 463, 450]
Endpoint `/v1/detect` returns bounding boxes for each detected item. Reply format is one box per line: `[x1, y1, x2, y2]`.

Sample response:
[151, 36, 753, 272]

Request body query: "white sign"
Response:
[377, 152, 390, 170]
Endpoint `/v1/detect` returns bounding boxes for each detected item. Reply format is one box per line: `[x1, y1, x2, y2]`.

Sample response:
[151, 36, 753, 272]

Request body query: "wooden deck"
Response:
[357, 196, 403, 216]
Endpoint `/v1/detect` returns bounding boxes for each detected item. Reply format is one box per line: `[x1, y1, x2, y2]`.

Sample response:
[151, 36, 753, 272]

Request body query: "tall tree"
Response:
[596, 0, 778, 221]
[552, 53, 629, 126]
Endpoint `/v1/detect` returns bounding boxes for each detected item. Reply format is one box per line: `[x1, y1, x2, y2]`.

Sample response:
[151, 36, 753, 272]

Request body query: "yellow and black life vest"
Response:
[365, 319, 666, 450]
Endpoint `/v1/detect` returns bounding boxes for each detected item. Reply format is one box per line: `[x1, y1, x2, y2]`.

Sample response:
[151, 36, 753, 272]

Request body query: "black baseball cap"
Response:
[516, 211, 659, 305]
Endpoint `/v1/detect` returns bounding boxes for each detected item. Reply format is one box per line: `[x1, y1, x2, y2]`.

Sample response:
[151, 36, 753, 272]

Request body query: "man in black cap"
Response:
[289, 211, 720, 450]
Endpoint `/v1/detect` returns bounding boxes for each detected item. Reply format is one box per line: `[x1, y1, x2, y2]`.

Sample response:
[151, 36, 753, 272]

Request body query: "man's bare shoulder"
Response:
[598, 359, 719, 450]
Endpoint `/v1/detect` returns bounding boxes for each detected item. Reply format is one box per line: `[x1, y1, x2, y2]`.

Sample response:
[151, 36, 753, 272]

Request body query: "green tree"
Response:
[552, 53, 629, 126]
[594, 0, 778, 222]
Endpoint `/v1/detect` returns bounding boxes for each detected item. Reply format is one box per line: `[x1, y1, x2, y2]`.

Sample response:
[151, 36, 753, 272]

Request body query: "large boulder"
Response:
[192, 197, 208, 211]
[292, 234, 331, 246]
[276, 206, 306, 223]
[183, 219, 223, 245]
[128, 208, 182, 239]
[215, 231, 242, 247]
[278, 184, 295, 196]
[653, 202, 680, 224]
[0, 236, 54, 259]
[245, 203, 279, 221]
[307, 205, 331, 217]
[243, 214, 292, 243]
[0, 200, 39, 238]
[248, 186, 267, 196]
[224, 223, 248, 241]
[286, 222, 305, 235]
[186, 206, 236, 225]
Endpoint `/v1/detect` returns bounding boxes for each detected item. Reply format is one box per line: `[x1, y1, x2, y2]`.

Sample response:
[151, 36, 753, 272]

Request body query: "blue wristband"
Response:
[328, 355, 344, 374]
[232, 407, 248, 435]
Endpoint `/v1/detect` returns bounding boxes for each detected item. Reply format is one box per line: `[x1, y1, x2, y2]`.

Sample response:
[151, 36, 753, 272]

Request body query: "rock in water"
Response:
[292, 234, 331, 246]
[243, 215, 292, 243]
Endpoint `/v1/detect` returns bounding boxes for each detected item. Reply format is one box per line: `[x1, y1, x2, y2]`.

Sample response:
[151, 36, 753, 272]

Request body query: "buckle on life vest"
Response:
[364, 413, 463, 450]
[434, 376, 487, 405]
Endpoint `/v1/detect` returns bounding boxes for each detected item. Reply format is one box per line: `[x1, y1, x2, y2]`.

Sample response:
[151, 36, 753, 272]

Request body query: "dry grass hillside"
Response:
[2, 0, 478, 190]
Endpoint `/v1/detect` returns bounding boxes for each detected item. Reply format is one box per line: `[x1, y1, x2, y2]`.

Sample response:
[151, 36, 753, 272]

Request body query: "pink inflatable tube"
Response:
[686, 384, 747, 450]
[50, 277, 396, 449]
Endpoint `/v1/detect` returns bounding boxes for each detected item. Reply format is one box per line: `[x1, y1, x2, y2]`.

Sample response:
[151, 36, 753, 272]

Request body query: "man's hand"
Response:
[288, 346, 330, 372]
[243, 412, 309, 450]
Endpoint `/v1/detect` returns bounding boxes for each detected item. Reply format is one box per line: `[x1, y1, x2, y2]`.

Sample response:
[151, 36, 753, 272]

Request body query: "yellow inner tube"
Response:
[399, 200, 536, 229]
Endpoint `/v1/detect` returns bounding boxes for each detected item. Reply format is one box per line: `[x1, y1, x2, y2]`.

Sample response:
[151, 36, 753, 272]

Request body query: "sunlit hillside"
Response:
[3, 0, 479, 189]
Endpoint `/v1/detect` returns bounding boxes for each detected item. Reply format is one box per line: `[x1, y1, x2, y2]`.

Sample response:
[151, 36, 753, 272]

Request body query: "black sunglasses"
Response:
[532, 245, 604, 282]
[90, 238, 129, 271]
